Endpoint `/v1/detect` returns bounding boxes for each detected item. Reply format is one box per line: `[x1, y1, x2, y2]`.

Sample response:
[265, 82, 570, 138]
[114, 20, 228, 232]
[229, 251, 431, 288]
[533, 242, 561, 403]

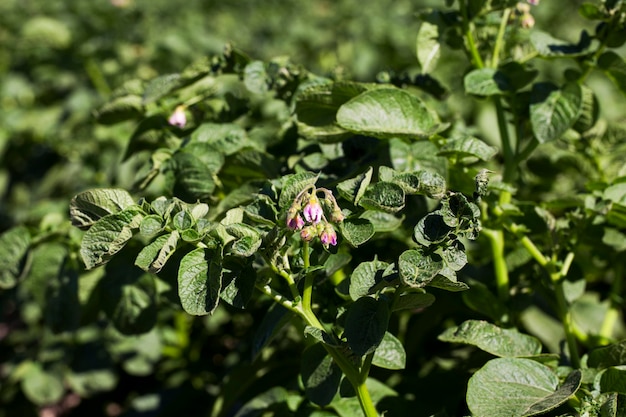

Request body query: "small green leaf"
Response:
[337, 88, 446, 139]
[416, 22, 440, 73]
[414, 212, 452, 246]
[359, 210, 403, 232]
[344, 296, 390, 356]
[416, 170, 447, 199]
[135, 232, 180, 273]
[438, 320, 542, 357]
[467, 358, 581, 417]
[167, 151, 216, 201]
[337, 167, 373, 205]
[359, 182, 406, 213]
[464, 68, 510, 96]
[70, 188, 136, 230]
[243, 60, 269, 94]
[578, 2, 607, 20]
[301, 343, 342, 406]
[279, 171, 319, 208]
[339, 218, 375, 247]
[372, 332, 406, 370]
[349, 259, 391, 300]
[398, 249, 443, 288]
[598, 51, 626, 97]
[178, 248, 222, 315]
[0, 226, 31, 289]
[530, 82, 582, 143]
[139, 215, 164, 237]
[220, 263, 256, 309]
[80, 208, 144, 270]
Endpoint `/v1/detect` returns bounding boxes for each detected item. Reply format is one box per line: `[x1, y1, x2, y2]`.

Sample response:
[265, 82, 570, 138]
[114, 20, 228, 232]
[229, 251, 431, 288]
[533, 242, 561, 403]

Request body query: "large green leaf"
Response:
[339, 218, 375, 248]
[0, 226, 31, 289]
[344, 296, 390, 356]
[80, 208, 144, 270]
[177, 248, 222, 315]
[438, 319, 542, 357]
[301, 343, 342, 406]
[530, 82, 582, 143]
[588, 340, 626, 369]
[70, 188, 136, 230]
[467, 358, 582, 417]
[336, 88, 445, 139]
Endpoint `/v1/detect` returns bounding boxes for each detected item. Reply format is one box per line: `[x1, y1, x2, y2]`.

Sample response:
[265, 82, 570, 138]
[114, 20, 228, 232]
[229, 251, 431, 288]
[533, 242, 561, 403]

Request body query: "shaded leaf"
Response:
[301, 343, 342, 406]
[344, 296, 390, 356]
[178, 248, 222, 315]
[0, 226, 31, 289]
[530, 82, 582, 143]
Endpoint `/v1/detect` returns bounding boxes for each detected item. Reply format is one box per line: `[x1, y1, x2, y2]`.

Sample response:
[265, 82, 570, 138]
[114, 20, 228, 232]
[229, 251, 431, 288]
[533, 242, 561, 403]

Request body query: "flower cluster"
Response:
[516, 1, 538, 28]
[286, 186, 344, 248]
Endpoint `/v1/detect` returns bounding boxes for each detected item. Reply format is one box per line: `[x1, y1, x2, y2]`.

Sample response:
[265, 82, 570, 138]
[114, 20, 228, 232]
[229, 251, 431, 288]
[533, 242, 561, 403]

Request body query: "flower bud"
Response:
[168, 105, 187, 128]
[286, 210, 305, 230]
[300, 225, 317, 242]
[320, 224, 337, 247]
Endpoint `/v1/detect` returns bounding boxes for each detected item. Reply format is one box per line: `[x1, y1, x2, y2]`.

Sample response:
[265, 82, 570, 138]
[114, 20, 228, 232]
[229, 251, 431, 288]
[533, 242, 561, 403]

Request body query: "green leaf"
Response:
[573, 84, 600, 132]
[438, 319, 542, 357]
[462, 279, 507, 322]
[600, 367, 626, 394]
[70, 188, 136, 230]
[344, 296, 390, 356]
[101, 269, 157, 335]
[349, 259, 391, 300]
[339, 218, 375, 247]
[530, 30, 592, 57]
[392, 291, 435, 311]
[389, 139, 448, 180]
[135, 232, 180, 273]
[337, 167, 373, 205]
[416, 170, 447, 199]
[414, 212, 452, 246]
[220, 262, 256, 309]
[226, 224, 262, 257]
[598, 51, 626, 97]
[243, 60, 269, 94]
[578, 2, 607, 20]
[464, 68, 510, 96]
[331, 378, 397, 417]
[530, 82, 582, 143]
[588, 340, 626, 369]
[398, 249, 443, 288]
[191, 122, 249, 155]
[359, 210, 403, 232]
[359, 182, 405, 213]
[337, 88, 446, 139]
[438, 135, 498, 161]
[178, 248, 222, 315]
[428, 270, 469, 291]
[167, 151, 216, 201]
[252, 304, 294, 358]
[467, 358, 581, 417]
[139, 215, 165, 237]
[95, 95, 143, 125]
[80, 208, 144, 270]
[301, 343, 342, 406]
[45, 265, 80, 333]
[233, 387, 289, 417]
[21, 364, 64, 406]
[416, 22, 440, 73]
[279, 171, 319, 208]
[142, 73, 182, 104]
[372, 332, 406, 370]
[0, 226, 31, 289]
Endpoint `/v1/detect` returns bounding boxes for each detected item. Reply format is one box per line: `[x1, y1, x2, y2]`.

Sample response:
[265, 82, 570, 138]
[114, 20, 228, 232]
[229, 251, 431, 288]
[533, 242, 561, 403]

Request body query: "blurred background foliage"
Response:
[1, 0, 624, 416]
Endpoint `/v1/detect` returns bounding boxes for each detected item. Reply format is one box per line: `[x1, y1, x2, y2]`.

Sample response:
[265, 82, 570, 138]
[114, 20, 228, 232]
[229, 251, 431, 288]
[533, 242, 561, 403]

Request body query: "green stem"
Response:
[494, 98, 515, 183]
[460, 0, 485, 69]
[491, 8, 512, 69]
[518, 237, 581, 367]
[302, 242, 314, 316]
[482, 228, 510, 304]
[599, 260, 623, 341]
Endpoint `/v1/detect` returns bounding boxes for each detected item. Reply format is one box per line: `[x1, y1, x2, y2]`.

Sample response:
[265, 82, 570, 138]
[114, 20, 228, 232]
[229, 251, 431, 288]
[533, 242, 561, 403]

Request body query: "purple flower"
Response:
[168, 106, 187, 128]
[303, 195, 323, 224]
[320, 224, 337, 247]
[286, 212, 305, 230]
[527, 0, 539, 5]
